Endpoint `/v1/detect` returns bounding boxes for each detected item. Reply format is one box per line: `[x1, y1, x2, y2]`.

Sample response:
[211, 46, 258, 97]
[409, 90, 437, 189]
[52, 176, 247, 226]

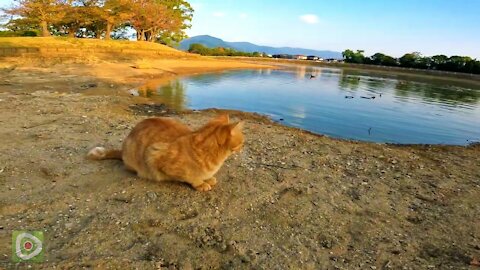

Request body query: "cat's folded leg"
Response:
[186, 178, 212, 192]
[193, 182, 212, 192]
[205, 177, 217, 186]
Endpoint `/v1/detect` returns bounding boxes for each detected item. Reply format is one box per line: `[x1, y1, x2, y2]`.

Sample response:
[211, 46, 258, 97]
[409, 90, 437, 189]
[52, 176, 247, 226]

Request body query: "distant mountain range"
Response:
[179, 35, 342, 59]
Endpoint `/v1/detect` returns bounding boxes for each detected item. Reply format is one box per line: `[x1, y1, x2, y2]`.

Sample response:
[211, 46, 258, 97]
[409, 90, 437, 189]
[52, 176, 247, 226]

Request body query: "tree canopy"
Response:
[1, 0, 194, 44]
[188, 43, 263, 57]
[342, 49, 480, 75]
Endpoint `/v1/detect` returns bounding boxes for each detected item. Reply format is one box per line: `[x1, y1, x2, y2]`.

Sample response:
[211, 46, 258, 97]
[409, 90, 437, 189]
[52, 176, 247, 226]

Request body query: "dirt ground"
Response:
[0, 58, 479, 270]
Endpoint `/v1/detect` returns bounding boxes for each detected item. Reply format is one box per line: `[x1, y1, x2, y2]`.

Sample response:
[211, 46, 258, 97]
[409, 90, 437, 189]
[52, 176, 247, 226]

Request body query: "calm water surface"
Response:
[140, 66, 480, 145]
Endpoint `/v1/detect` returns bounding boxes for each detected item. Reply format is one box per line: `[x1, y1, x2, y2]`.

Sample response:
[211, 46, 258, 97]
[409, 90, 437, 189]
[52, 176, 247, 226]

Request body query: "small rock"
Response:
[128, 89, 139, 96]
[146, 191, 157, 200]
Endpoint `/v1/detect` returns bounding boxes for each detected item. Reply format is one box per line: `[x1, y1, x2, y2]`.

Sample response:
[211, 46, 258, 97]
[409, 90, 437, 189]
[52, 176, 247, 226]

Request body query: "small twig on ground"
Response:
[23, 118, 60, 129]
[249, 162, 307, 170]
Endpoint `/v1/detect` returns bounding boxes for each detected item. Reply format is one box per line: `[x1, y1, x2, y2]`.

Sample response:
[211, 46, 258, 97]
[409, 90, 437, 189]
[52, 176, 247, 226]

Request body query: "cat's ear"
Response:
[229, 121, 244, 135]
[210, 114, 230, 124]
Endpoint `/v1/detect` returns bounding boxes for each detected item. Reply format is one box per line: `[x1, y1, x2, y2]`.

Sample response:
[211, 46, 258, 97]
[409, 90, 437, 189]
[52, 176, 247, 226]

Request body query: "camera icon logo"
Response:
[12, 231, 44, 262]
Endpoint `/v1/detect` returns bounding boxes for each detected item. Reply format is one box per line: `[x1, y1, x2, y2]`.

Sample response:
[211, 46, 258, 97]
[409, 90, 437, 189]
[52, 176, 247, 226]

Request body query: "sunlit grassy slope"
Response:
[0, 37, 191, 56]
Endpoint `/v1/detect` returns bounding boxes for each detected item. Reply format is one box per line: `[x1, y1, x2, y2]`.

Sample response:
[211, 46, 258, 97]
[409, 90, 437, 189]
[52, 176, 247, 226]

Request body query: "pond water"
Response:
[138, 66, 480, 145]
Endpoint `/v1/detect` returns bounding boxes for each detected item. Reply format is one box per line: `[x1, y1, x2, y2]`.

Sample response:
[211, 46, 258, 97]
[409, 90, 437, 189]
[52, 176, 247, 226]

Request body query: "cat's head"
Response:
[206, 114, 245, 153]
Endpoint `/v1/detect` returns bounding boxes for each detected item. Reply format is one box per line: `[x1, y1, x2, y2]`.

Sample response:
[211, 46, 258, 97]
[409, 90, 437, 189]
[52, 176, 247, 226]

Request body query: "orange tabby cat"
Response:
[87, 115, 244, 191]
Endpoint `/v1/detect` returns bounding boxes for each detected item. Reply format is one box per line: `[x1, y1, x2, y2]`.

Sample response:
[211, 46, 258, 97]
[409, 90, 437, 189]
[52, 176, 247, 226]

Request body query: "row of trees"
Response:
[188, 43, 263, 57]
[1, 0, 193, 44]
[342, 50, 480, 74]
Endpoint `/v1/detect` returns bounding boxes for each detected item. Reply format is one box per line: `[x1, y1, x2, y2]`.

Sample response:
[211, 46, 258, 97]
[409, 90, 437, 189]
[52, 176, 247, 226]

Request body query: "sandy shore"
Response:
[0, 57, 479, 269]
[0, 57, 273, 95]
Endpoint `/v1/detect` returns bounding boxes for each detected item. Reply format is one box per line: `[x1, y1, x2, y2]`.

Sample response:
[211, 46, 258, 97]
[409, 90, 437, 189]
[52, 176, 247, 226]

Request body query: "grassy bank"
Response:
[0, 37, 195, 60]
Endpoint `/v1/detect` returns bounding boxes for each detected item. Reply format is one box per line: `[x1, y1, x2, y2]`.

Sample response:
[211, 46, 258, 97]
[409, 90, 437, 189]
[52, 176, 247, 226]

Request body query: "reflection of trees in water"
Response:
[338, 74, 361, 91]
[364, 78, 387, 90]
[135, 80, 187, 110]
[337, 70, 480, 105]
[187, 70, 257, 85]
[157, 80, 187, 110]
[394, 81, 480, 105]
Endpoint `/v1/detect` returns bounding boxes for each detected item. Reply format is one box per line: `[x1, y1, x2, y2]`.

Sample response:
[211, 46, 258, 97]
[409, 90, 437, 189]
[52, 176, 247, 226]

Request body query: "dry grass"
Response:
[0, 37, 198, 63]
[0, 37, 183, 52]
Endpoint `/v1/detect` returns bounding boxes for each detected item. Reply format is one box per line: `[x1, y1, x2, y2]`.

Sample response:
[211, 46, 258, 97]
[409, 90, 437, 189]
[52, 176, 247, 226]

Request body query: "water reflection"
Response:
[338, 74, 361, 91]
[146, 66, 480, 145]
[158, 80, 187, 110]
[334, 72, 480, 106]
[393, 80, 480, 105]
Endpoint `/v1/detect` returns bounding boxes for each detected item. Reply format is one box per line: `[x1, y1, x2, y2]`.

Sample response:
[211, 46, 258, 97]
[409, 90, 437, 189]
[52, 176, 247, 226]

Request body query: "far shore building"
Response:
[294, 55, 307, 60]
[326, 58, 344, 63]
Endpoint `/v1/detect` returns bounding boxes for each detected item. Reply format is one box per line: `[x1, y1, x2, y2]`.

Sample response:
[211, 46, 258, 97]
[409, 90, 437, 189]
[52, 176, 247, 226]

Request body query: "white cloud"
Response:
[239, 13, 248, 19]
[212, 11, 226, 17]
[299, 14, 319, 24]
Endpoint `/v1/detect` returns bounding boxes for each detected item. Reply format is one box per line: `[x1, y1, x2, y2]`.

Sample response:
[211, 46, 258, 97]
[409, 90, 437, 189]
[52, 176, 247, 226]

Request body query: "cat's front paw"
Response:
[205, 177, 217, 186]
[194, 182, 212, 192]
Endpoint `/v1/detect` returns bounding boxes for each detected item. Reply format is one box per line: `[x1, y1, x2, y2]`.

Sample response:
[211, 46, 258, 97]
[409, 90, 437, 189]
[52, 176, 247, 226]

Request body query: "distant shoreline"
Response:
[211, 56, 480, 87]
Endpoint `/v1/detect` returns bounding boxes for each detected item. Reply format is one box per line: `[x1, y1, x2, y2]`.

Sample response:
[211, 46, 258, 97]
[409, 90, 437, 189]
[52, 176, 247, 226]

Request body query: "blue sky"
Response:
[188, 0, 480, 58]
[1, 0, 479, 57]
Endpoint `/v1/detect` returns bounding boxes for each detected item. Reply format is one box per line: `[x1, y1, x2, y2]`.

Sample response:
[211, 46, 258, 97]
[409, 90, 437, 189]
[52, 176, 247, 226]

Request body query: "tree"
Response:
[369, 53, 398, 66]
[339, 49, 479, 75]
[188, 43, 259, 57]
[399, 52, 422, 68]
[431, 55, 448, 70]
[100, 0, 133, 40]
[130, 0, 193, 42]
[4, 0, 66, 37]
[342, 49, 365, 64]
[444, 56, 472, 72]
[155, 0, 193, 45]
[188, 43, 208, 55]
[57, 0, 99, 37]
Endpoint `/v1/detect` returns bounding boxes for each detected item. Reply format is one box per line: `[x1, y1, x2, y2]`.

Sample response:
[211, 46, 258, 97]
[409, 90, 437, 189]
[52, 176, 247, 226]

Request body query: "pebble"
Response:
[146, 191, 157, 200]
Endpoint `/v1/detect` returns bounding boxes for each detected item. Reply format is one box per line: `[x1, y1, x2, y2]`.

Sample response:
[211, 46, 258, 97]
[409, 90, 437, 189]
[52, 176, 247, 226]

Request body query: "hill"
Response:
[0, 37, 193, 59]
[0, 37, 185, 51]
[179, 35, 342, 59]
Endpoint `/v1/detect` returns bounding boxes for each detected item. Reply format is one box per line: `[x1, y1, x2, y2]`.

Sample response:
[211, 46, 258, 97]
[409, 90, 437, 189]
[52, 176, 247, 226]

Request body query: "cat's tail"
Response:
[87, 146, 122, 160]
